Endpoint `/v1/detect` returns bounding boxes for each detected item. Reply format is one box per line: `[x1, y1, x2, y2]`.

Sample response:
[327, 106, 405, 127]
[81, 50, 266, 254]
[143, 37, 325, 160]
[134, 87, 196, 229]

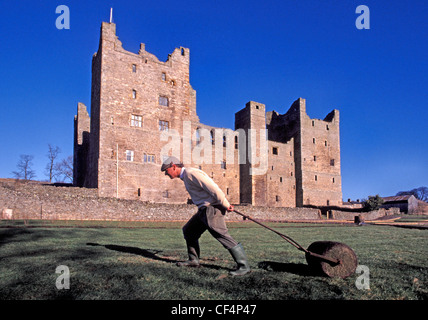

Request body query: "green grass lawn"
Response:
[0, 220, 427, 300]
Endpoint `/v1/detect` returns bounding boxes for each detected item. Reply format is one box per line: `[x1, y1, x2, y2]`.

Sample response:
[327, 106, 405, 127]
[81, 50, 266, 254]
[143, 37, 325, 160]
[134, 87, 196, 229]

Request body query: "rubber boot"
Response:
[177, 241, 200, 267]
[228, 243, 251, 276]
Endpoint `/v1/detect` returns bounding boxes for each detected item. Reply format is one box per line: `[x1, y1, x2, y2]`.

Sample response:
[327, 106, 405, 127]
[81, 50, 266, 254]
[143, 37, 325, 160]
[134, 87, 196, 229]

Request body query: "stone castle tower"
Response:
[74, 21, 342, 208]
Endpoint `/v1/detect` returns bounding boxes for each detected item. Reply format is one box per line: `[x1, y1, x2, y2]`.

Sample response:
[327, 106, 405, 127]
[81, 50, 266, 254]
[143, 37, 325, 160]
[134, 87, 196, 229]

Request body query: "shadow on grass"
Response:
[258, 261, 320, 277]
[86, 243, 230, 271]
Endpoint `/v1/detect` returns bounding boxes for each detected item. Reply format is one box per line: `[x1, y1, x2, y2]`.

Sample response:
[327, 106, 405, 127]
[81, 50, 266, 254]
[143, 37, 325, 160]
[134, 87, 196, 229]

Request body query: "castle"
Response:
[73, 21, 342, 208]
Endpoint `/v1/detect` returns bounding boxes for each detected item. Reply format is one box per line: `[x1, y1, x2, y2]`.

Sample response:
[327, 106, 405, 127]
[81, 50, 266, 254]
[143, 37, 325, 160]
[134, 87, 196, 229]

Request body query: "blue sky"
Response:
[0, 0, 426, 201]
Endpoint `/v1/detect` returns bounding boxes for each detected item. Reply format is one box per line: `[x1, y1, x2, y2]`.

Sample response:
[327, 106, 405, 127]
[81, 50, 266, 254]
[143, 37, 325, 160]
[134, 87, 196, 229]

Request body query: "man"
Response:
[161, 156, 250, 276]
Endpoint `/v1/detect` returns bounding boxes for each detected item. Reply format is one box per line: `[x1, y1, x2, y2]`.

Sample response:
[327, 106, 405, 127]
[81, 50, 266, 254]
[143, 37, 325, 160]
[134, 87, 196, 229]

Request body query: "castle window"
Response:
[131, 114, 142, 127]
[255, 105, 259, 109]
[181, 48, 185, 56]
[330, 159, 335, 166]
[312, 120, 315, 126]
[161, 72, 166, 81]
[126, 150, 134, 162]
[132, 89, 137, 99]
[159, 120, 169, 131]
[280, 177, 283, 183]
[132, 64, 137, 73]
[315, 175, 318, 181]
[223, 135, 227, 148]
[314, 155, 317, 161]
[276, 195, 280, 202]
[163, 190, 169, 198]
[325, 141, 328, 147]
[221, 160, 226, 170]
[327, 200, 330, 206]
[313, 138, 316, 144]
[210, 129, 215, 145]
[234, 135, 238, 149]
[159, 96, 169, 106]
[332, 177, 335, 183]
[144, 154, 155, 163]
[272, 147, 278, 155]
[326, 125, 329, 130]
[195, 127, 201, 145]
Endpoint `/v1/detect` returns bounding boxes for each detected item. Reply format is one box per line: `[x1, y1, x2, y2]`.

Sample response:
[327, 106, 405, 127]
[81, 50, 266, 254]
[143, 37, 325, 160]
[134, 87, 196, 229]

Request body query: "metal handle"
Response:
[233, 209, 308, 252]
[233, 209, 340, 265]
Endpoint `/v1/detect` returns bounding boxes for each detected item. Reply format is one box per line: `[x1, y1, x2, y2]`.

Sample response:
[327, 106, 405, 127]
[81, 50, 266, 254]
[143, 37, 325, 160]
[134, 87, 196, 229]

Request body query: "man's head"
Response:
[161, 156, 183, 179]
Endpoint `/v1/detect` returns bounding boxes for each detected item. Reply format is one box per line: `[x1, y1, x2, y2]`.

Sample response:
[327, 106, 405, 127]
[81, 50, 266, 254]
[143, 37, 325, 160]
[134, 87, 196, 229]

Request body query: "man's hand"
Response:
[226, 205, 234, 212]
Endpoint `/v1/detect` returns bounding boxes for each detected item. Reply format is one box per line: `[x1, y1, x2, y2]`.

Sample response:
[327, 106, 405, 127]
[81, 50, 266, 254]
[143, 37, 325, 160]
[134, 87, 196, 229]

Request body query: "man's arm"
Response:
[189, 169, 231, 209]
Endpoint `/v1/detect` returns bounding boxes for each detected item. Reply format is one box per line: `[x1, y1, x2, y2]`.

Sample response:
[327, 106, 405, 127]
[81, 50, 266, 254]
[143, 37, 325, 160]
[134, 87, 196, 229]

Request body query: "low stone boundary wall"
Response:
[0, 180, 324, 221]
[0, 179, 396, 222]
[330, 208, 400, 221]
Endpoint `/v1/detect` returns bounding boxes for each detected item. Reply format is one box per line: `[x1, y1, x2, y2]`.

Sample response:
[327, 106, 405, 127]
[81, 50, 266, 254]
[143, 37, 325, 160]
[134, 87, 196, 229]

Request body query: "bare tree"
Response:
[45, 144, 61, 182]
[397, 187, 428, 202]
[418, 187, 428, 202]
[12, 154, 37, 181]
[54, 155, 73, 183]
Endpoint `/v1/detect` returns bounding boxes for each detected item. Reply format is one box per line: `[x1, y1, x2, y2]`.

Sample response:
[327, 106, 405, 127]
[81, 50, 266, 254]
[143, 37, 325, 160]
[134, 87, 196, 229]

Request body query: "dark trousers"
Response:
[182, 205, 238, 250]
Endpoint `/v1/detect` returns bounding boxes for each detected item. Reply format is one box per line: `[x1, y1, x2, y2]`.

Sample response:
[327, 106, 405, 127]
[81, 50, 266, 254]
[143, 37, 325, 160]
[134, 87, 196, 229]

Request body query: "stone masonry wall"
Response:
[2, 180, 403, 223]
[330, 208, 400, 221]
[0, 180, 322, 221]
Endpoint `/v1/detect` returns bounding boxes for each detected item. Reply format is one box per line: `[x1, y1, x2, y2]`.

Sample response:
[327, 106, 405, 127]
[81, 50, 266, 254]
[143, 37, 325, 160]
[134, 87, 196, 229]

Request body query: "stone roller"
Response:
[233, 210, 358, 279]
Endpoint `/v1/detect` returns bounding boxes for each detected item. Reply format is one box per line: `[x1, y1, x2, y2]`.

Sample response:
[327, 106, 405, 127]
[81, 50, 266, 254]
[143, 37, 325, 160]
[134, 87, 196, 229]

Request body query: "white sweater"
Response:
[180, 167, 231, 209]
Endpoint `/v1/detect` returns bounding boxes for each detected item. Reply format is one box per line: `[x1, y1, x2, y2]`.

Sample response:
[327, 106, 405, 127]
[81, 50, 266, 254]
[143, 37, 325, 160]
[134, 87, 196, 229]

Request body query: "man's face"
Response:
[164, 164, 180, 179]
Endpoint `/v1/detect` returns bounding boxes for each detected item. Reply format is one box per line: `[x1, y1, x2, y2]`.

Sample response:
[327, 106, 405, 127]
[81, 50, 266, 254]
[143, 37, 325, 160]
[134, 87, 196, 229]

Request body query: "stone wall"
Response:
[330, 208, 400, 221]
[0, 180, 321, 221]
[2, 180, 406, 222]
